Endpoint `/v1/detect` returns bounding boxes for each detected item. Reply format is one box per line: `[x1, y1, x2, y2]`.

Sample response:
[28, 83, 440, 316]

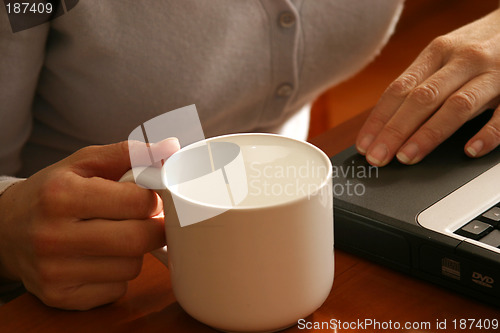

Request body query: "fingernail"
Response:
[466, 140, 483, 157]
[367, 143, 388, 166]
[397, 143, 419, 164]
[357, 135, 374, 154]
[160, 137, 180, 150]
[154, 137, 179, 145]
[168, 137, 180, 146]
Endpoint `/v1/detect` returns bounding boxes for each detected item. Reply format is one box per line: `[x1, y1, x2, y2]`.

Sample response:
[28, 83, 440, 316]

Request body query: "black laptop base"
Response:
[330, 111, 500, 307]
[334, 205, 500, 307]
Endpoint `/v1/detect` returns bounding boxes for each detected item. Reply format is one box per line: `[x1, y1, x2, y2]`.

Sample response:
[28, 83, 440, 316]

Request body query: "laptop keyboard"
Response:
[455, 203, 500, 248]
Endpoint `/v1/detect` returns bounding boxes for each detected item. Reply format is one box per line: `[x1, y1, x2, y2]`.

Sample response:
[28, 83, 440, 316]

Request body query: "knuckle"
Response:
[448, 91, 477, 117]
[37, 288, 65, 308]
[36, 172, 74, 216]
[429, 36, 453, 52]
[33, 274, 67, 308]
[34, 279, 128, 310]
[367, 112, 389, 130]
[71, 144, 115, 168]
[31, 226, 60, 257]
[37, 285, 77, 310]
[484, 122, 500, 142]
[387, 73, 419, 98]
[81, 142, 128, 159]
[73, 145, 100, 159]
[418, 126, 445, 144]
[460, 42, 494, 64]
[383, 124, 407, 142]
[37, 180, 61, 213]
[408, 82, 440, 106]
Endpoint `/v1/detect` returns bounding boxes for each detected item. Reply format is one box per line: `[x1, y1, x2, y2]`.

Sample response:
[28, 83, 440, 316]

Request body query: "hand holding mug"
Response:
[0, 139, 179, 310]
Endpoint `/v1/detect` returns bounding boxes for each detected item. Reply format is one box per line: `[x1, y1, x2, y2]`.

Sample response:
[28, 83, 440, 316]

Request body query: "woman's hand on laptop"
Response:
[356, 8, 500, 166]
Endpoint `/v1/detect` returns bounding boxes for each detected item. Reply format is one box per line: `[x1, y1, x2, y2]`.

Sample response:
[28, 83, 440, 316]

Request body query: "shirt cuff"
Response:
[0, 177, 26, 305]
[0, 177, 25, 196]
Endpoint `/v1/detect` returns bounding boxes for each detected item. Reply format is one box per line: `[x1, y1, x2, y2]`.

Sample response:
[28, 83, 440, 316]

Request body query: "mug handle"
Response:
[118, 167, 169, 266]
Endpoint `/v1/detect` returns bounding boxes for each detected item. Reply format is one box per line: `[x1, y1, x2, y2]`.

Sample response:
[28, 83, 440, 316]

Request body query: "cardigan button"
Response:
[276, 84, 293, 97]
[278, 12, 296, 28]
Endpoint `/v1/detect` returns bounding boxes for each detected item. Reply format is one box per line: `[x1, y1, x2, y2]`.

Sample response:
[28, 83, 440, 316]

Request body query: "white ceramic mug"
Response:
[121, 133, 334, 333]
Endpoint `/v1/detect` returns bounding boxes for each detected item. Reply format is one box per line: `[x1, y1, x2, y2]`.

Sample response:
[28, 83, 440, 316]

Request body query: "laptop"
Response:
[330, 110, 500, 306]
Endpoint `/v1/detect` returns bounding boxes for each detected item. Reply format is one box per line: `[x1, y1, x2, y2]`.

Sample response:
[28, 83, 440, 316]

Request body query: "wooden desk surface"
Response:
[1, 112, 498, 332]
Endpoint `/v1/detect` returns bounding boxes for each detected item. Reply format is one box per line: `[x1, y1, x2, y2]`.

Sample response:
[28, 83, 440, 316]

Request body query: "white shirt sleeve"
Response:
[0, 177, 25, 196]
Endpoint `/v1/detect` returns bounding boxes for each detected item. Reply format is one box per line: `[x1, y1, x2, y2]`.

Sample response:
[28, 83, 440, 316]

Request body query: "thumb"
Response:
[69, 138, 180, 180]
